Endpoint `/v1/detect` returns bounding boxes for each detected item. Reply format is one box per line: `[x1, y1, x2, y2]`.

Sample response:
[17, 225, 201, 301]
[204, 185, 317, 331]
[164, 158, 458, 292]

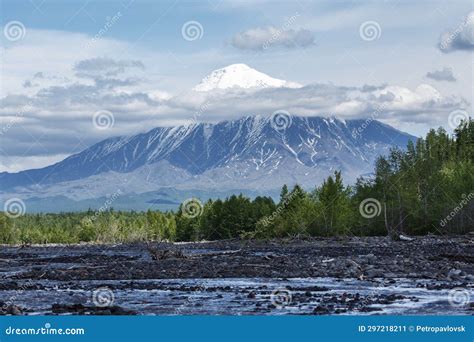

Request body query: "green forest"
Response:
[1, 119, 472, 244]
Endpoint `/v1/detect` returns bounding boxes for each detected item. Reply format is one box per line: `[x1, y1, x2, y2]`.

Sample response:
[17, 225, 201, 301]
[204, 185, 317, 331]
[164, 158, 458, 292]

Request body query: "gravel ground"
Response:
[0, 235, 472, 315]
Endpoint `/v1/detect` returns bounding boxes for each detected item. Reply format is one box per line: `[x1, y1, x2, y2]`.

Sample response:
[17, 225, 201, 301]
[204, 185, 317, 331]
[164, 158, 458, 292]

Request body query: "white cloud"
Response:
[232, 26, 315, 50]
[425, 67, 456, 82]
[0, 154, 70, 173]
[0, 29, 133, 96]
[74, 57, 145, 78]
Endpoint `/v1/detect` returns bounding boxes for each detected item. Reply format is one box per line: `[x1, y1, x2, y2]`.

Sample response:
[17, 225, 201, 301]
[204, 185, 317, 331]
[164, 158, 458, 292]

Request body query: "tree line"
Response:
[1, 119, 472, 244]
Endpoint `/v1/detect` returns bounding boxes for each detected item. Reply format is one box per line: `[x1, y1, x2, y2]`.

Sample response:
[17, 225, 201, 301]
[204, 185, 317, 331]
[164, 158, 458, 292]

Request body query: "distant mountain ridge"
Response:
[0, 115, 415, 204]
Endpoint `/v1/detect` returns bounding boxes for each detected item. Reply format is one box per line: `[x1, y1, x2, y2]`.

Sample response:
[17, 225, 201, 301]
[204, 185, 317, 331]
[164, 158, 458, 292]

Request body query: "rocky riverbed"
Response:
[0, 235, 472, 315]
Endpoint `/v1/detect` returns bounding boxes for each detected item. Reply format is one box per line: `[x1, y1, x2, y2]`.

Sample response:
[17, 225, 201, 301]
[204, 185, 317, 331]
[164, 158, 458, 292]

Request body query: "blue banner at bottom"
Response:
[0, 316, 472, 342]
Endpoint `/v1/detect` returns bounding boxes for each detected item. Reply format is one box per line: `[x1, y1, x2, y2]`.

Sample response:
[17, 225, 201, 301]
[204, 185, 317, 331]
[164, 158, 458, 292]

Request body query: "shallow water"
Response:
[1, 277, 470, 315]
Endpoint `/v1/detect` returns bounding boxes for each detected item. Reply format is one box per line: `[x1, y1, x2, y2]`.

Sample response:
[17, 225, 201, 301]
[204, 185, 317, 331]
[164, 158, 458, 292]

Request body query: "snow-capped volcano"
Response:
[193, 63, 302, 91]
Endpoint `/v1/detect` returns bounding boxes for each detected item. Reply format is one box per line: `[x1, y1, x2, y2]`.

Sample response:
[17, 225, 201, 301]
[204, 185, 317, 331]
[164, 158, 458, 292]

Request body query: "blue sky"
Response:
[0, 0, 473, 172]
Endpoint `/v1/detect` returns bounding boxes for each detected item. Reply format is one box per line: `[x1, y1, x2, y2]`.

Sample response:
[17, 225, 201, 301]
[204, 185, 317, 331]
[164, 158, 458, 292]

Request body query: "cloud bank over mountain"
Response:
[0, 57, 467, 172]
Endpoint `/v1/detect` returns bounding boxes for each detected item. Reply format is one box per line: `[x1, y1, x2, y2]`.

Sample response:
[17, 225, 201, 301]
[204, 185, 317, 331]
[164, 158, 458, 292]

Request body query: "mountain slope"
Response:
[0, 115, 415, 198]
